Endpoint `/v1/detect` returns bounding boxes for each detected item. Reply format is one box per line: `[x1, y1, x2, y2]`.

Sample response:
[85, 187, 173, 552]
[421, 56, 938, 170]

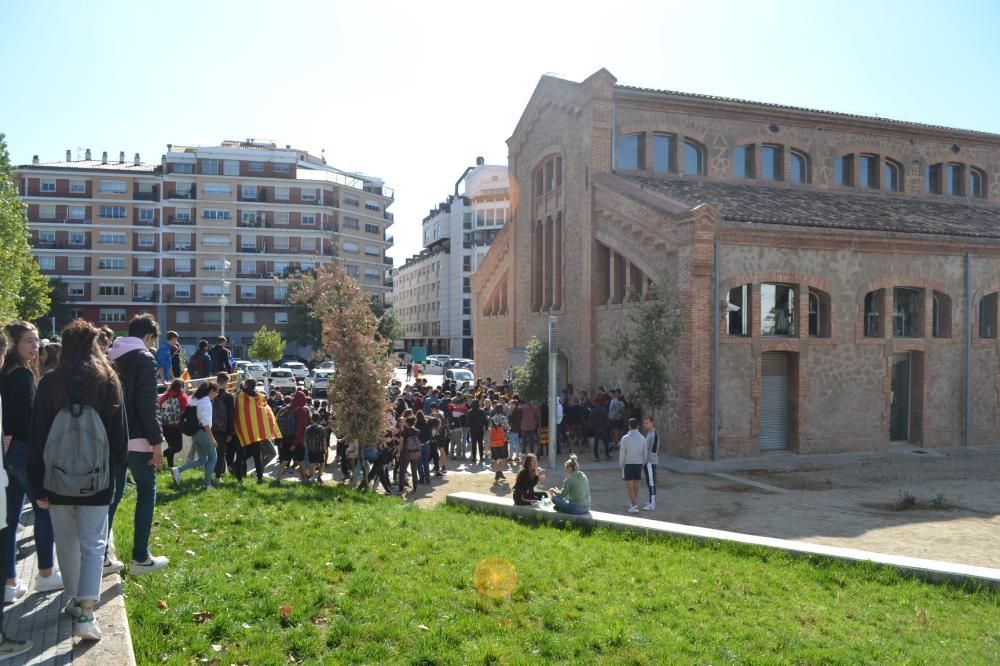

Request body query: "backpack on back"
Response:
[180, 405, 201, 436]
[187, 352, 206, 378]
[489, 424, 507, 448]
[159, 395, 182, 427]
[404, 433, 422, 461]
[277, 408, 297, 439]
[43, 402, 110, 498]
[212, 393, 229, 431]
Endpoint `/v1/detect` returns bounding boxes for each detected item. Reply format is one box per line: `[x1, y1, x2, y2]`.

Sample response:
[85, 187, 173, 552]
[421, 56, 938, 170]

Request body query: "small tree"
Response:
[376, 306, 403, 353]
[608, 285, 681, 419]
[511, 336, 548, 403]
[248, 326, 285, 364]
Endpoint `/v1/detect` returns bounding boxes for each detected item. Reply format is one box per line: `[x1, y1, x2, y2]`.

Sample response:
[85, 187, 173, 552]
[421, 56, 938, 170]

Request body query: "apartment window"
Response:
[242, 185, 257, 199]
[463, 255, 472, 273]
[173, 163, 194, 174]
[344, 196, 359, 207]
[884, 159, 902, 192]
[238, 260, 255, 274]
[68, 206, 86, 219]
[40, 179, 56, 192]
[273, 283, 289, 297]
[38, 256, 55, 270]
[616, 133, 643, 170]
[463, 277, 470, 293]
[98, 284, 126, 296]
[99, 257, 125, 271]
[652, 133, 677, 173]
[789, 150, 810, 184]
[68, 256, 85, 271]
[864, 289, 884, 338]
[275, 312, 289, 324]
[301, 262, 315, 272]
[365, 200, 380, 211]
[202, 234, 231, 246]
[68, 283, 85, 297]
[728, 285, 751, 336]
[203, 183, 232, 196]
[276, 211, 289, 225]
[38, 230, 55, 244]
[859, 154, 879, 189]
[202, 260, 222, 272]
[343, 217, 359, 230]
[346, 265, 359, 277]
[301, 214, 316, 226]
[476, 210, 486, 227]
[241, 234, 257, 249]
[364, 245, 380, 257]
[174, 233, 192, 249]
[202, 285, 223, 298]
[175, 283, 192, 297]
[683, 139, 705, 176]
[100, 309, 127, 323]
[301, 189, 318, 202]
[240, 285, 257, 299]
[273, 163, 289, 174]
[137, 234, 155, 247]
[970, 167, 986, 199]
[364, 269, 380, 280]
[38, 204, 56, 219]
[241, 311, 256, 325]
[925, 164, 942, 194]
[462, 320, 471, 336]
[423, 229, 431, 244]
[249, 161, 265, 172]
[137, 258, 154, 273]
[733, 145, 754, 179]
[275, 186, 290, 201]
[138, 208, 154, 222]
[175, 310, 189, 324]
[175, 208, 192, 222]
[947, 163, 964, 196]
[835, 154, 854, 187]
[201, 159, 219, 175]
[202, 209, 232, 220]
[70, 180, 86, 193]
[365, 223, 380, 234]
[980, 293, 998, 338]
[69, 232, 85, 245]
[301, 237, 316, 251]
[274, 236, 290, 250]
[223, 160, 240, 176]
[343, 241, 359, 253]
[463, 212, 473, 230]
[99, 206, 126, 219]
[99, 232, 126, 245]
[241, 211, 258, 225]
[175, 259, 192, 272]
[462, 298, 471, 316]
[99, 180, 127, 194]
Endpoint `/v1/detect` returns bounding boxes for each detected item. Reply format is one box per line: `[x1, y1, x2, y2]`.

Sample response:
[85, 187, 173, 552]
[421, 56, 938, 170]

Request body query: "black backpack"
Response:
[180, 405, 201, 436]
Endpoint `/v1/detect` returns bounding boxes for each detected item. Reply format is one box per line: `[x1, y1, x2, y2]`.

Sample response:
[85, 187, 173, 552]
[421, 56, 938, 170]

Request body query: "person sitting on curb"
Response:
[513, 453, 546, 506]
[548, 455, 590, 515]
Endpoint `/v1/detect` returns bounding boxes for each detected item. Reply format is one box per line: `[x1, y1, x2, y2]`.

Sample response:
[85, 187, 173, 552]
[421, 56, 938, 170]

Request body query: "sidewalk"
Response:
[2, 509, 135, 665]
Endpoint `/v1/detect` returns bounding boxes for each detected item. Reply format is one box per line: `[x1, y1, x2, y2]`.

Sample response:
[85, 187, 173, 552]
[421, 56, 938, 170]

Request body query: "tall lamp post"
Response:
[219, 255, 231, 340]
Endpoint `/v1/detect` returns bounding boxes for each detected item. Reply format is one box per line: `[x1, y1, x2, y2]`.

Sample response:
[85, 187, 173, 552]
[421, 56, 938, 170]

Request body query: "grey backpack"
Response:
[43, 402, 110, 497]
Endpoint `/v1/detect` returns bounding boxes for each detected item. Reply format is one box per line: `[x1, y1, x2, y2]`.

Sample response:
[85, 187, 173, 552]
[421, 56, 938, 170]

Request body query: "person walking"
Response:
[155, 330, 178, 383]
[642, 415, 660, 511]
[519, 399, 539, 456]
[618, 418, 646, 513]
[274, 390, 309, 483]
[233, 379, 280, 484]
[157, 380, 188, 468]
[170, 382, 219, 490]
[0, 322, 61, 602]
[28, 320, 128, 641]
[211, 372, 236, 483]
[107, 314, 169, 576]
[466, 399, 488, 465]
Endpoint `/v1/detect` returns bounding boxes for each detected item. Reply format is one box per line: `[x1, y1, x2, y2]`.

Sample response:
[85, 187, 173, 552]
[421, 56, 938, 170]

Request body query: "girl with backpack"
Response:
[486, 400, 510, 483]
[397, 416, 421, 495]
[27, 320, 128, 641]
[0, 321, 62, 604]
[157, 379, 188, 467]
[169, 381, 219, 490]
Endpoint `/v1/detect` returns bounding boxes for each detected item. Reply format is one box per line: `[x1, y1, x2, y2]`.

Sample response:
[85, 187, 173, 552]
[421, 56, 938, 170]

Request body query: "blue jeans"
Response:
[552, 496, 590, 515]
[177, 431, 217, 488]
[419, 443, 431, 483]
[127, 452, 157, 562]
[49, 504, 107, 602]
[5, 439, 55, 576]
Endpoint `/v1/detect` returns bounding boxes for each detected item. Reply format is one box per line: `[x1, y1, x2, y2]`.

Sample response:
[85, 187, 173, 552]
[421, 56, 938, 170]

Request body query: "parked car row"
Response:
[231, 359, 336, 397]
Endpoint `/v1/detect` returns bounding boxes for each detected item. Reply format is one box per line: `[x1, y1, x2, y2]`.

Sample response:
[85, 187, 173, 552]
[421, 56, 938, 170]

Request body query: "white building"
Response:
[390, 159, 508, 358]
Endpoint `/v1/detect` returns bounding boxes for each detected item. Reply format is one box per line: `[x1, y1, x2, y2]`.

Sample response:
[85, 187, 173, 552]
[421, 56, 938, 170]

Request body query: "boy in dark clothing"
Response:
[304, 413, 329, 482]
[209, 337, 235, 374]
[212, 372, 237, 481]
[187, 340, 213, 380]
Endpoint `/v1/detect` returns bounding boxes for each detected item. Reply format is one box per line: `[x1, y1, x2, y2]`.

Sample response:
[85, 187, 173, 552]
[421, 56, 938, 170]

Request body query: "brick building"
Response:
[473, 69, 1000, 460]
[17, 141, 394, 357]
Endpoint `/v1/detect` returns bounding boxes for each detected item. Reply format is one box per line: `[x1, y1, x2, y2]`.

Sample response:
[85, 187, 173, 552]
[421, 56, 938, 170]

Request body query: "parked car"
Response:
[444, 368, 475, 390]
[420, 357, 447, 375]
[268, 368, 297, 393]
[316, 360, 336, 371]
[281, 361, 309, 381]
[305, 368, 334, 397]
[243, 363, 267, 381]
[426, 354, 451, 364]
[446, 358, 474, 369]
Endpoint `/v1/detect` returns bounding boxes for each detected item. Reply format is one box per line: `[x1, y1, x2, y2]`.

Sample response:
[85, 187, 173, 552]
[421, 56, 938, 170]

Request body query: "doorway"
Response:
[890, 353, 911, 442]
[760, 352, 791, 451]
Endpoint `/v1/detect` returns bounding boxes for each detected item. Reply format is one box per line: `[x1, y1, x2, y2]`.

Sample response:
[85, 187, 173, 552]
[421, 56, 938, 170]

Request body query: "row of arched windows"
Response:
[617, 132, 989, 199]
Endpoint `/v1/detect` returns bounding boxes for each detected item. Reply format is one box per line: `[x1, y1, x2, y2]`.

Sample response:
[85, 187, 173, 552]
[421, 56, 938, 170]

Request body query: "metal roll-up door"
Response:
[760, 352, 789, 451]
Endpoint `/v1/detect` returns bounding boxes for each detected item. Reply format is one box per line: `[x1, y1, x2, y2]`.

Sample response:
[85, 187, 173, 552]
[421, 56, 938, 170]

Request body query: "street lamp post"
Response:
[220, 255, 231, 340]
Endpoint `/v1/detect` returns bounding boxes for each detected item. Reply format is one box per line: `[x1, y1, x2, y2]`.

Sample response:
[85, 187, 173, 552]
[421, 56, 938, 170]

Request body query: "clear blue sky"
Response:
[3, 0, 999, 264]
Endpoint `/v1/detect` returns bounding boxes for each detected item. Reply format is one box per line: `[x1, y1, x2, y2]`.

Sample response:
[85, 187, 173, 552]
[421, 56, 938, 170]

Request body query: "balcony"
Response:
[133, 242, 158, 252]
[135, 189, 159, 202]
[383, 256, 394, 265]
[383, 212, 394, 222]
[166, 216, 195, 226]
[167, 187, 196, 200]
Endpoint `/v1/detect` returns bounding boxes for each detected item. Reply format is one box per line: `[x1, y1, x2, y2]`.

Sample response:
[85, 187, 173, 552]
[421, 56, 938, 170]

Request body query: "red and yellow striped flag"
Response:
[234, 391, 281, 446]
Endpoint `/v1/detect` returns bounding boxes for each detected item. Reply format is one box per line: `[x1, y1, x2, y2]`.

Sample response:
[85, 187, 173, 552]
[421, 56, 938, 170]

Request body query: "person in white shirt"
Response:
[170, 382, 218, 490]
[642, 416, 660, 511]
[617, 418, 647, 513]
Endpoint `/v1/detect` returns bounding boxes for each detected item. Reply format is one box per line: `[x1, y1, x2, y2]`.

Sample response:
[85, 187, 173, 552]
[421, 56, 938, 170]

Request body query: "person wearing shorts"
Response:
[618, 418, 646, 513]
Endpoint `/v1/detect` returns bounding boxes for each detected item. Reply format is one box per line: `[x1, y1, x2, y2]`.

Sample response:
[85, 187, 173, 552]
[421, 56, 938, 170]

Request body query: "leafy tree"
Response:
[290, 263, 391, 446]
[34, 277, 72, 332]
[0, 133, 50, 321]
[608, 285, 682, 419]
[512, 336, 548, 403]
[376, 306, 403, 353]
[248, 326, 285, 364]
[284, 273, 323, 350]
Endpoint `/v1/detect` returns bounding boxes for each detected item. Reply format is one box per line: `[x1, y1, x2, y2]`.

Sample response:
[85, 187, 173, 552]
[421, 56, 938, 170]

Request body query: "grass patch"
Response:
[114, 477, 1000, 664]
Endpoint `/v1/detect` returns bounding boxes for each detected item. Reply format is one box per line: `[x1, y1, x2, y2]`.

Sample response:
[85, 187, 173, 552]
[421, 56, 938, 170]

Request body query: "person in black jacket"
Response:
[466, 399, 488, 465]
[209, 337, 235, 374]
[107, 314, 169, 578]
[212, 372, 237, 481]
[29, 320, 127, 642]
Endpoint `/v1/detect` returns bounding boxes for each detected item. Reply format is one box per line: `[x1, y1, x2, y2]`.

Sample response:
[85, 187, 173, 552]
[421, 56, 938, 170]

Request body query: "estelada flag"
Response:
[234, 391, 281, 446]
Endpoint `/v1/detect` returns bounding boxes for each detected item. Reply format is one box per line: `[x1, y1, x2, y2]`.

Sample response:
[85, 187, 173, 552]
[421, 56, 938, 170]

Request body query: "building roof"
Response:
[622, 175, 1000, 240]
[18, 159, 161, 174]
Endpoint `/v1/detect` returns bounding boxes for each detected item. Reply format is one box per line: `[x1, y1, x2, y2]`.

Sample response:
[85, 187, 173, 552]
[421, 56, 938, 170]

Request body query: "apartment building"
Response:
[390, 160, 508, 358]
[17, 140, 394, 357]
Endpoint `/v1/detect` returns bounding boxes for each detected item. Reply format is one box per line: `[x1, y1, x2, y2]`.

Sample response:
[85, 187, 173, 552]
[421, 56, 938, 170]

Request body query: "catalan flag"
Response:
[234, 390, 281, 447]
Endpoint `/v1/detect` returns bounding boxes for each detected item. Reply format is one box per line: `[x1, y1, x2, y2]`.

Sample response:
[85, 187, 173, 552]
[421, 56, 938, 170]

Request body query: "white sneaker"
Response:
[130, 555, 169, 577]
[642, 502, 655, 511]
[103, 557, 124, 576]
[63, 598, 82, 619]
[35, 570, 63, 593]
[170, 467, 181, 487]
[74, 614, 102, 641]
[4, 582, 26, 603]
[627, 505, 639, 514]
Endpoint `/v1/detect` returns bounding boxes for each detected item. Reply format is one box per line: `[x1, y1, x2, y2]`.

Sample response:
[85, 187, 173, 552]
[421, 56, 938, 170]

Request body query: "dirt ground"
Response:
[389, 445, 1000, 569]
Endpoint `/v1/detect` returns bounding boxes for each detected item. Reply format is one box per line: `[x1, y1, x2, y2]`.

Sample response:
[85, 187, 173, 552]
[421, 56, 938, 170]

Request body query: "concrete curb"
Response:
[446, 491, 1000, 590]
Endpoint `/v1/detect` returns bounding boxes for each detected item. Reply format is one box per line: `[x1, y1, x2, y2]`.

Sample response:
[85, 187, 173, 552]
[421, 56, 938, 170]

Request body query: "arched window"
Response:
[684, 139, 705, 176]
[947, 163, 964, 196]
[859, 154, 879, 189]
[864, 289, 884, 338]
[884, 159, 903, 192]
[980, 293, 998, 338]
[617, 133, 644, 170]
[808, 289, 831, 337]
[733, 145, 754, 179]
[652, 133, 677, 173]
[835, 154, 854, 187]
[727, 284, 751, 336]
[893, 287, 921, 337]
[760, 145, 783, 181]
[789, 150, 810, 184]
[970, 167, 986, 199]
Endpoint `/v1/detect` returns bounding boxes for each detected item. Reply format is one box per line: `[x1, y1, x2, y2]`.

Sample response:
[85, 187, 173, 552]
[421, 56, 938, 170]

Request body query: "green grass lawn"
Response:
[113, 476, 1000, 665]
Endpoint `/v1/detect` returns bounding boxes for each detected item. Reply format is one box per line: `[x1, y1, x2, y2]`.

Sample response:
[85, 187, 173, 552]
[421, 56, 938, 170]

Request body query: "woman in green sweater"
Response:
[548, 454, 590, 514]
